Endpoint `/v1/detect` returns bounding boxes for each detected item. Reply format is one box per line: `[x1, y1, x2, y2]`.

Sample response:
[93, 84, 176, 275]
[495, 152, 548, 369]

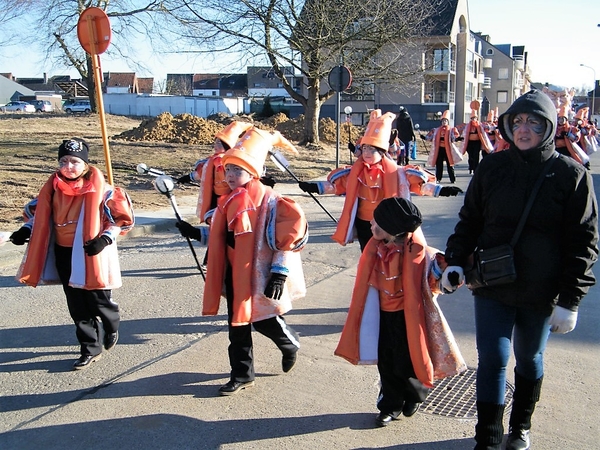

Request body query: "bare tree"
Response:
[0, 0, 32, 47]
[170, 0, 438, 143]
[8, 0, 183, 112]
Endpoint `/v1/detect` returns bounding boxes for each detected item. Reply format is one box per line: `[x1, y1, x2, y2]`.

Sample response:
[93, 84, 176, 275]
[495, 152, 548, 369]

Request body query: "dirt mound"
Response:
[114, 112, 223, 145]
[114, 111, 363, 146]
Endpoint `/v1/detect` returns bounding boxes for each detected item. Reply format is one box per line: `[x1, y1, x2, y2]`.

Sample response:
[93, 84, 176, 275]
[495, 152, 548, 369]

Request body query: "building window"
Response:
[498, 68, 509, 80]
[466, 51, 474, 73]
[466, 81, 474, 102]
[433, 48, 451, 71]
[486, 49, 494, 55]
[497, 91, 508, 103]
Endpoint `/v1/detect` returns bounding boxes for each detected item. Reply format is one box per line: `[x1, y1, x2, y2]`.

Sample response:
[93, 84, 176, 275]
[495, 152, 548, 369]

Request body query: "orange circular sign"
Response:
[77, 7, 112, 55]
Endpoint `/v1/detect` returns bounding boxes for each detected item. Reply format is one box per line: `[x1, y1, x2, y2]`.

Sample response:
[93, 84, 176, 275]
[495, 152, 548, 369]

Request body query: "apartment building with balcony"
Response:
[318, 0, 531, 131]
[320, 0, 486, 130]
[473, 33, 530, 118]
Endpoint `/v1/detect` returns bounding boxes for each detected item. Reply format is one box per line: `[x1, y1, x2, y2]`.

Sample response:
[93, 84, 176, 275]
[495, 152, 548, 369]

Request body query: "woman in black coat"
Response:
[441, 90, 598, 450]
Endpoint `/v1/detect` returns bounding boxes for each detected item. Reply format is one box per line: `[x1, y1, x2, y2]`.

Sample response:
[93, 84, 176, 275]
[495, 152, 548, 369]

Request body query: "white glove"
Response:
[549, 306, 577, 334]
[441, 266, 464, 293]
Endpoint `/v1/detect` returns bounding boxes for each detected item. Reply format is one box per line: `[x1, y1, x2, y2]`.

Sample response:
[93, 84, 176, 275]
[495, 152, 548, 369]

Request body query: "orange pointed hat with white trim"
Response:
[222, 127, 298, 178]
[360, 109, 396, 151]
[215, 121, 254, 150]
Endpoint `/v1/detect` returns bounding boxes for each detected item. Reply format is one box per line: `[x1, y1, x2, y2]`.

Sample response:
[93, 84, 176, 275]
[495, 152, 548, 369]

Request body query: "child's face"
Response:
[361, 145, 383, 165]
[225, 164, 253, 189]
[59, 156, 87, 180]
[213, 138, 226, 154]
[370, 219, 393, 241]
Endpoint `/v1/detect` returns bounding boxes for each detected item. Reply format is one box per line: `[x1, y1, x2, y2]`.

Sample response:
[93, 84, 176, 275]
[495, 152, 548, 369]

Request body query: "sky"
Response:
[1, 0, 599, 91]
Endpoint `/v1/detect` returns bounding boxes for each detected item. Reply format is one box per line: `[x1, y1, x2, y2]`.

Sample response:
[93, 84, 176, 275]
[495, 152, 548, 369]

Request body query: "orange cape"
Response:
[331, 157, 399, 246]
[335, 229, 467, 387]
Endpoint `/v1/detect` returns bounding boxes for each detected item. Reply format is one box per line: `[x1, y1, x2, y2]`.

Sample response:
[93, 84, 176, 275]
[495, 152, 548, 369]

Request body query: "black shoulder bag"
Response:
[466, 153, 557, 290]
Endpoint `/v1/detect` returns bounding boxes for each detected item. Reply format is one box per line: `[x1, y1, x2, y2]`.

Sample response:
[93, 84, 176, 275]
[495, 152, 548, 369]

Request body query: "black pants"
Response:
[377, 310, 430, 414]
[435, 147, 455, 183]
[225, 267, 300, 382]
[355, 218, 373, 252]
[466, 140, 482, 172]
[55, 245, 120, 356]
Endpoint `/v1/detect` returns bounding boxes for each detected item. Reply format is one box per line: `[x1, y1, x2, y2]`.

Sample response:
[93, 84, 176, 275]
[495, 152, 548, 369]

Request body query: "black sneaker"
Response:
[218, 380, 255, 396]
[282, 351, 297, 373]
[104, 331, 118, 351]
[402, 401, 420, 417]
[375, 412, 400, 427]
[73, 354, 102, 370]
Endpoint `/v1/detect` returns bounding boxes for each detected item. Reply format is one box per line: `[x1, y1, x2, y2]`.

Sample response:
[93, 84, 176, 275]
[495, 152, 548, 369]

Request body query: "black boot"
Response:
[505, 372, 543, 450]
[474, 402, 505, 450]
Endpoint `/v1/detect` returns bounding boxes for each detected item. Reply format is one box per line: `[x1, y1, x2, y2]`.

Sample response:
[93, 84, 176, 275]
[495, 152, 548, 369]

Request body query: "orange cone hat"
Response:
[360, 109, 396, 150]
[215, 121, 254, 149]
[441, 110, 451, 121]
[222, 127, 298, 178]
[557, 105, 570, 118]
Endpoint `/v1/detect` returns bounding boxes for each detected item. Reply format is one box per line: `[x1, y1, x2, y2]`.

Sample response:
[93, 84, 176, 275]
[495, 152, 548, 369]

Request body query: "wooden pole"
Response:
[86, 15, 114, 185]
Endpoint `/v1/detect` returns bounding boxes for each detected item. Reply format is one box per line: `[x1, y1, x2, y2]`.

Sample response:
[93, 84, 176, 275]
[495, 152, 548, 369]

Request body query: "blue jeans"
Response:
[474, 295, 551, 404]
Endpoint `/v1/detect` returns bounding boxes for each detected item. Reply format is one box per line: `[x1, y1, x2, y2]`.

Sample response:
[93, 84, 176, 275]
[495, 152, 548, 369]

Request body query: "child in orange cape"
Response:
[176, 127, 308, 396]
[335, 197, 466, 427]
[9, 138, 134, 370]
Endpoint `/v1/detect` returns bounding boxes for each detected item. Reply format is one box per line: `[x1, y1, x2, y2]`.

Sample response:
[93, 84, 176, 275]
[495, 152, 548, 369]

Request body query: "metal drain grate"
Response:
[420, 367, 514, 419]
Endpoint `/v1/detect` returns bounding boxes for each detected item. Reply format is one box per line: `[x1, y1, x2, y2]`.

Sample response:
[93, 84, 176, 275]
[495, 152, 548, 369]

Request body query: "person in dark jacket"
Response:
[440, 89, 598, 450]
[395, 106, 416, 164]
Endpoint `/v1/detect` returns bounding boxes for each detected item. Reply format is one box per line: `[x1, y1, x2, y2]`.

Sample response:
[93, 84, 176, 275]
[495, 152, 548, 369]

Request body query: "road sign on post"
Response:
[328, 66, 352, 92]
[77, 7, 111, 55]
[77, 7, 114, 185]
[328, 66, 352, 168]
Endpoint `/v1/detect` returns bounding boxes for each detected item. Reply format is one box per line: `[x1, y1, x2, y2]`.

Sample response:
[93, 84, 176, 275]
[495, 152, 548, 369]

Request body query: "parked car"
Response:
[63, 100, 91, 114]
[30, 100, 54, 112]
[0, 101, 36, 113]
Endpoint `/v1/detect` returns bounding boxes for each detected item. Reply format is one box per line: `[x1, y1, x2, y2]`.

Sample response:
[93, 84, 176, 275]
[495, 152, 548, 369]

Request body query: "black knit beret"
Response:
[58, 138, 89, 163]
[373, 197, 422, 237]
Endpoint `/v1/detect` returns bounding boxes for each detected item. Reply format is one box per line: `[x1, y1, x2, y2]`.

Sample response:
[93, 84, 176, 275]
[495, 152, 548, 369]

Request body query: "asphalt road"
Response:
[1, 156, 599, 449]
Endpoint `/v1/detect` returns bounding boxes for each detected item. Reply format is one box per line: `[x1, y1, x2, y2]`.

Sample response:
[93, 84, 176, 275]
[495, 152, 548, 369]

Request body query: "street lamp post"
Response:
[580, 64, 596, 121]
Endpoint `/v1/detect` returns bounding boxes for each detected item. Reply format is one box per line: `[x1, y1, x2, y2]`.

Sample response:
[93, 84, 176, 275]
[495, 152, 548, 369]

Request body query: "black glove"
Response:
[348, 142, 356, 153]
[176, 174, 191, 184]
[260, 175, 276, 188]
[83, 235, 112, 256]
[389, 129, 398, 145]
[10, 226, 31, 245]
[264, 273, 287, 300]
[175, 220, 202, 241]
[298, 181, 319, 194]
[439, 186, 463, 197]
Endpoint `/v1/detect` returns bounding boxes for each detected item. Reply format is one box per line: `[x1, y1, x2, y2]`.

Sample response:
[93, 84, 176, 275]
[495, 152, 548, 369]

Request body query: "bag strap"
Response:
[510, 152, 558, 247]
